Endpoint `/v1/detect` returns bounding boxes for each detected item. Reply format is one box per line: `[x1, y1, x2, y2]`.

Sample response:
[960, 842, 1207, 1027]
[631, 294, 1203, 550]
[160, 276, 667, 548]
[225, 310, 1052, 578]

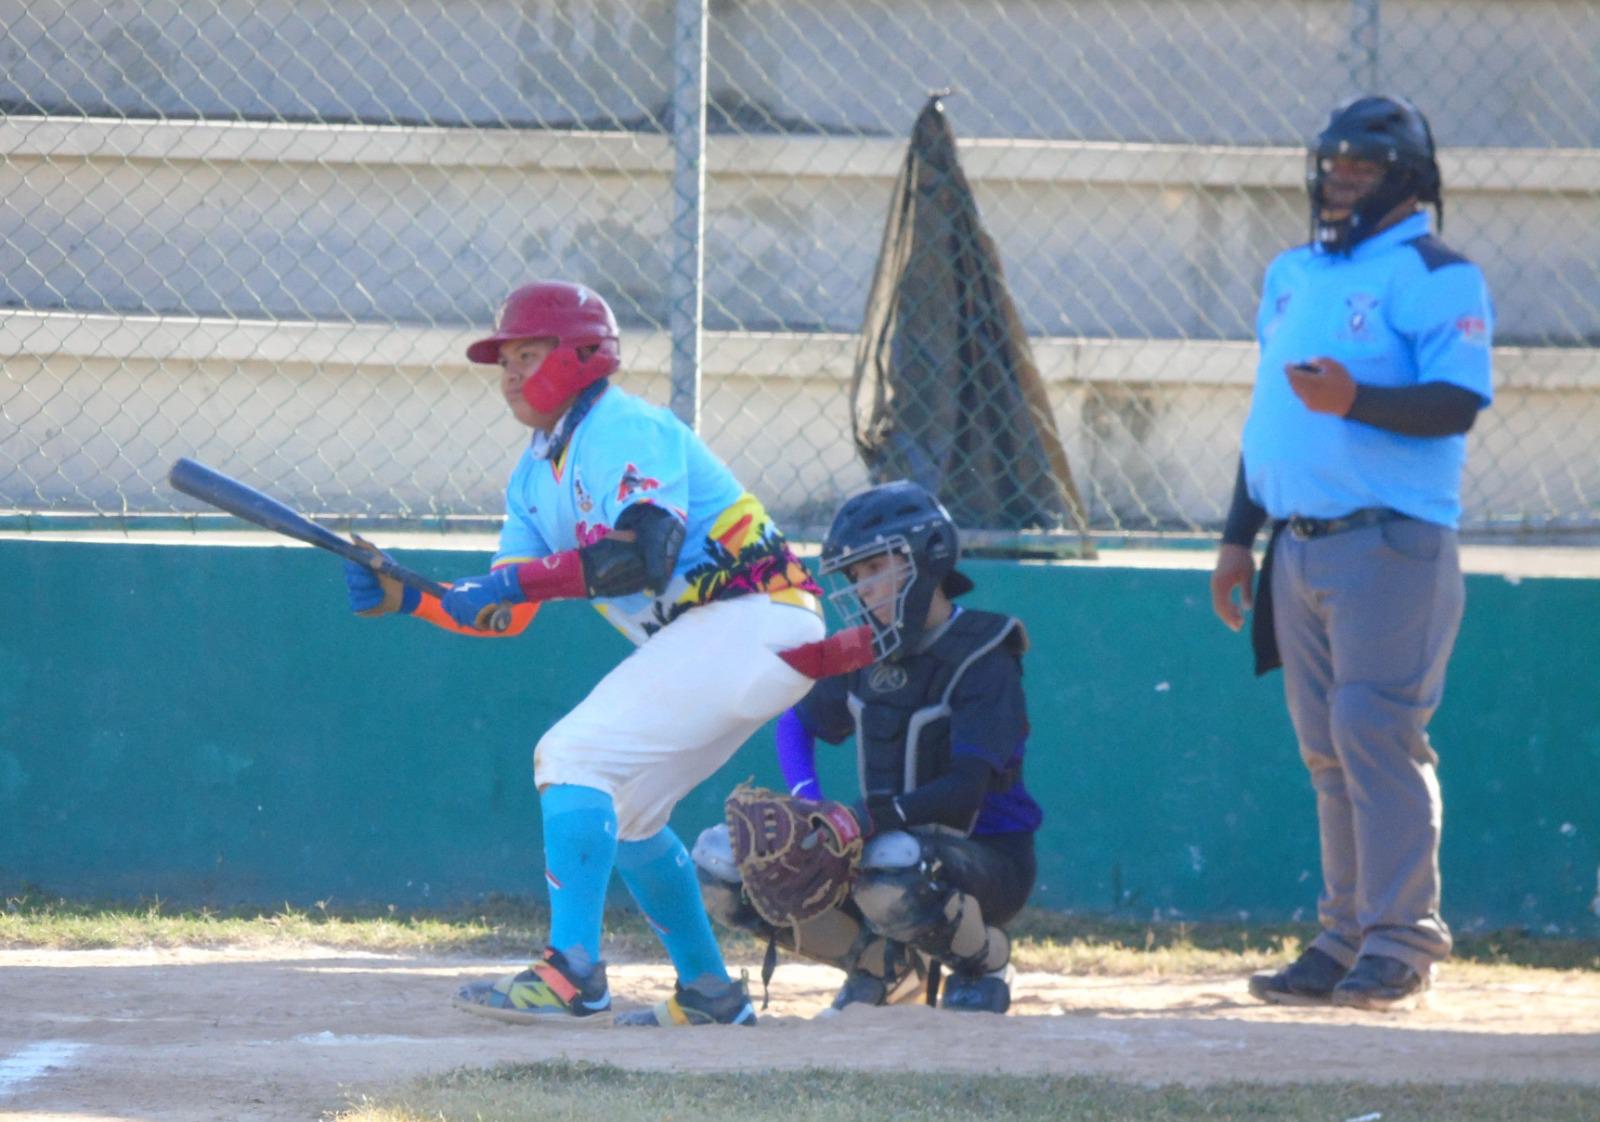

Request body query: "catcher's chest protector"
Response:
[846, 610, 1022, 810]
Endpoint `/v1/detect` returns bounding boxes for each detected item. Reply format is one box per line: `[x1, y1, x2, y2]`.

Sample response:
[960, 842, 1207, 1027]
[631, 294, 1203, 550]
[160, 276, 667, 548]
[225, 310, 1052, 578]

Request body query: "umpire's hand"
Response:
[1286, 356, 1358, 416]
[1210, 544, 1256, 632]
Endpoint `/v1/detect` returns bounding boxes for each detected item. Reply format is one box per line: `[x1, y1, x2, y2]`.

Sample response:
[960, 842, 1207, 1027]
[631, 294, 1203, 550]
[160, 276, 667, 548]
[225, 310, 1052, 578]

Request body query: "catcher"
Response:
[697, 481, 1042, 1014]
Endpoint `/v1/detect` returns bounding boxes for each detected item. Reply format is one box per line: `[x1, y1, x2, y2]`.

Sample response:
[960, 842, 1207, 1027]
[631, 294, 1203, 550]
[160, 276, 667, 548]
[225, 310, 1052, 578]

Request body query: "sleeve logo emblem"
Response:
[1456, 315, 1488, 346]
[617, 463, 661, 502]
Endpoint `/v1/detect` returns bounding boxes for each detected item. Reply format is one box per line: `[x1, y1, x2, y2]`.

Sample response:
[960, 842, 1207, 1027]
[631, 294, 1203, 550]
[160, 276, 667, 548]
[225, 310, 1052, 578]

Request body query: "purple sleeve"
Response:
[775, 708, 822, 799]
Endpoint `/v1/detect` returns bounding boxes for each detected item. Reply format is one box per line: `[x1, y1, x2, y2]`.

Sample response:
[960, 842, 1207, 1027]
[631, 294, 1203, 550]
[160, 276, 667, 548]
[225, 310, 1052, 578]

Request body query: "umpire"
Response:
[1210, 96, 1493, 1011]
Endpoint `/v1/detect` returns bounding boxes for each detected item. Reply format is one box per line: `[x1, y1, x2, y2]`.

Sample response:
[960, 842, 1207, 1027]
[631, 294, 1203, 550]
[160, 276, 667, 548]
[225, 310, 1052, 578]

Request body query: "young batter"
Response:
[344, 280, 824, 1026]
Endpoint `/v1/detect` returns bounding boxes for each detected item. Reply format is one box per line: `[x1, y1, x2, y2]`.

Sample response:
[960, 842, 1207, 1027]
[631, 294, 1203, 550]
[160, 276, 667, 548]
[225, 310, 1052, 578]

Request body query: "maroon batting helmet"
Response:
[467, 281, 621, 412]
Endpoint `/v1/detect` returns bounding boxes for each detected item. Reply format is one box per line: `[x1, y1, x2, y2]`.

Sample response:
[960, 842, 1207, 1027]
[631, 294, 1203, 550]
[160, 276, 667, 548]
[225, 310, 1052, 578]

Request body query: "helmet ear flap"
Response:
[923, 525, 955, 575]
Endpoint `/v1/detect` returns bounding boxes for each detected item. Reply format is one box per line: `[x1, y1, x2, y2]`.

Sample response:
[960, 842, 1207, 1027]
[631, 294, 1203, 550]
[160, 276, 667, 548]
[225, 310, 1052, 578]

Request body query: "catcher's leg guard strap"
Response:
[941, 900, 1010, 974]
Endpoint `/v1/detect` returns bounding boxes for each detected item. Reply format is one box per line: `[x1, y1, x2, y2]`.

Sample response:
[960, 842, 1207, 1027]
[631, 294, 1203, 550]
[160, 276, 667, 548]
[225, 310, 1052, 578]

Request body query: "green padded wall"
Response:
[2, 540, 1596, 931]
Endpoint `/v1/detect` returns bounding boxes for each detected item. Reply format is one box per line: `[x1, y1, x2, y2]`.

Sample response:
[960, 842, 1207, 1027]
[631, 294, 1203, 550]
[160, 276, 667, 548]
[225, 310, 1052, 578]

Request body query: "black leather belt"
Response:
[1284, 507, 1404, 541]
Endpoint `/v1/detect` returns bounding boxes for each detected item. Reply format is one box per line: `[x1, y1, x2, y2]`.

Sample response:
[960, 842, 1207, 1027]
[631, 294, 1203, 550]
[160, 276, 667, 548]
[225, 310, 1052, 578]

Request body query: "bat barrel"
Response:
[168, 457, 455, 605]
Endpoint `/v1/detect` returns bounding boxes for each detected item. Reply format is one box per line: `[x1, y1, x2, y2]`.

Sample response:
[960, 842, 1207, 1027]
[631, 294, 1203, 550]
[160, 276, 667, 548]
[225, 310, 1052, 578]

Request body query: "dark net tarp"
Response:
[851, 94, 1092, 549]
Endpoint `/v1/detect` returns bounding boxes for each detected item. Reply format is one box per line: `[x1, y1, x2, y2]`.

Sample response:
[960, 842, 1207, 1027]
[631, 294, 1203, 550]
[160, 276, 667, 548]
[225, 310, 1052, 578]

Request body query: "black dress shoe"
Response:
[1331, 953, 1432, 1011]
[1247, 946, 1348, 1005]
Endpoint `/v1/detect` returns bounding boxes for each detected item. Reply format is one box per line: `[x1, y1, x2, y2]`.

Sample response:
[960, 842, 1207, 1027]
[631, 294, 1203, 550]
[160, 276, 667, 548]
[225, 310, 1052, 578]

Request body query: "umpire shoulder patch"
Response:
[1406, 235, 1471, 273]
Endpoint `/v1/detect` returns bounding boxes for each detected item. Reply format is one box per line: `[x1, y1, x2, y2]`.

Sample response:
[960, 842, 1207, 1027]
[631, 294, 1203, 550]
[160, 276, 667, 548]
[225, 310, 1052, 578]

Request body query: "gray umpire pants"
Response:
[1271, 516, 1463, 973]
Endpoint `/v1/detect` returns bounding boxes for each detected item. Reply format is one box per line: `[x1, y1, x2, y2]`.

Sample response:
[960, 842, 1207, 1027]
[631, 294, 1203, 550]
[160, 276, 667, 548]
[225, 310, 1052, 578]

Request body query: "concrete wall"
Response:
[2, 119, 1596, 342]
[2, 538, 1596, 934]
[4, 0, 1597, 145]
[6, 312, 1598, 532]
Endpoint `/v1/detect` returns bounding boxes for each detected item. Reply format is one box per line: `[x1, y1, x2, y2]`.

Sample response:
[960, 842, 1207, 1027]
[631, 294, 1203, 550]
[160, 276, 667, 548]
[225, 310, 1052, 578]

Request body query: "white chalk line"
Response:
[287, 1031, 430, 1046]
[0, 1040, 86, 1097]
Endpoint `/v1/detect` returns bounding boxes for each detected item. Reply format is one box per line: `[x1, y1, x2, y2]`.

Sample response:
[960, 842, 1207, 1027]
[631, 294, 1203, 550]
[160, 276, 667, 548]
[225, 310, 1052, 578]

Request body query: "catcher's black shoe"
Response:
[1331, 953, 1432, 1011]
[829, 970, 893, 1011]
[821, 965, 925, 1015]
[615, 975, 758, 1027]
[941, 965, 1013, 1014]
[1247, 946, 1348, 1005]
[453, 947, 612, 1024]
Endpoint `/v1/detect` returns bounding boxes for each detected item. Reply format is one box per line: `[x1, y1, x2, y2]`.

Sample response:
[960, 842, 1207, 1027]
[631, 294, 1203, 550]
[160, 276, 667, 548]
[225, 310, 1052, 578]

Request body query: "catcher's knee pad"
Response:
[852, 831, 944, 939]
[692, 824, 765, 934]
[693, 823, 739, 885]
[894, 889, 1009, 975]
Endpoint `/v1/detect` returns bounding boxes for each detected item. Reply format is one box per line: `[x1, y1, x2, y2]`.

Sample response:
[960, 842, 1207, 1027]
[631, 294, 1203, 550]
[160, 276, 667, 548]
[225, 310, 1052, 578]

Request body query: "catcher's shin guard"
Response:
[853, 832, 1010, 976]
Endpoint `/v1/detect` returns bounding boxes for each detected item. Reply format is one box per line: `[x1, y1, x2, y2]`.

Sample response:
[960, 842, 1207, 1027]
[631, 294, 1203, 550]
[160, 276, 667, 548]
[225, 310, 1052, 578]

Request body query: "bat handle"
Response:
[473, 601, 515, 633]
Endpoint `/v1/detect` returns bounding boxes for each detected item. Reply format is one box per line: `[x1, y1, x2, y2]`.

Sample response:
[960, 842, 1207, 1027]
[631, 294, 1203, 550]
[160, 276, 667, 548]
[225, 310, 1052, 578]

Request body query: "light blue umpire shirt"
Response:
[1241, 211, 1494, 529]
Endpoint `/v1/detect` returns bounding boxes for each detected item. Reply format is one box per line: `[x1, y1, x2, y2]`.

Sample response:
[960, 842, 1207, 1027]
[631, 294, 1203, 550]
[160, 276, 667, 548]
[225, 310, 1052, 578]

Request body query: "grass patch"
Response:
[333, 1061, 1600, 1122]
[4, 891, 1597, 975]
[1008, 912, 1600, 976]
[0, 891, 602, 957]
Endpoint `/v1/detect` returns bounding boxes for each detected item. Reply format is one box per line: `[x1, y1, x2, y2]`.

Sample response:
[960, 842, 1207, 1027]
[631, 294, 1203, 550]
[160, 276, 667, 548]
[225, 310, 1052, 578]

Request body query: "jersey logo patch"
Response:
[574, 469, 594, 514]
[867, 663, 909, 693]
[617, 463, 660, 502]
[1342, 293, 1380, 340]
[1456, 315, 1489, 346]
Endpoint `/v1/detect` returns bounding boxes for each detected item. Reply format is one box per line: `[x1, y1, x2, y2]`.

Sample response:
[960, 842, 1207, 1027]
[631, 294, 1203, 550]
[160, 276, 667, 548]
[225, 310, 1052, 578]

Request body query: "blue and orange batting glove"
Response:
[440, 566, 524, 630]
[345, 536, 421, 617]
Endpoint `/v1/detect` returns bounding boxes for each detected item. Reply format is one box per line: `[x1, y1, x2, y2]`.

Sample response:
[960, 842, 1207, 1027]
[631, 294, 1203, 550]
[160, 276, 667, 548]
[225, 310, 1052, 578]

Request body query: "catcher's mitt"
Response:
[725, 782, 866, 928]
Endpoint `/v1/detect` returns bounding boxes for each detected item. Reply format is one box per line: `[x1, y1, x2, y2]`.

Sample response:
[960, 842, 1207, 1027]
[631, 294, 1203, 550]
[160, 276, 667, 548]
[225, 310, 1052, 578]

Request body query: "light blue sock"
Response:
[540, 784, 618, 966]
[615, 827, 731, 986]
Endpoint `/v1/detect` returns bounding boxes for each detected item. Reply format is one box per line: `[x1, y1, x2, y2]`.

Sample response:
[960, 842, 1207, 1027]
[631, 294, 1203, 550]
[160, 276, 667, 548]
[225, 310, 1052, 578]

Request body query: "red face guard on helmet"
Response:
[467, 281, 621, 413]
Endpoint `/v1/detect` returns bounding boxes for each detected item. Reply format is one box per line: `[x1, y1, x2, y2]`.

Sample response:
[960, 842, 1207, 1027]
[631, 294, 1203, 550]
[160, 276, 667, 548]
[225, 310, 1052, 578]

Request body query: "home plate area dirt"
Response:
[3, 947, 1598, 1121]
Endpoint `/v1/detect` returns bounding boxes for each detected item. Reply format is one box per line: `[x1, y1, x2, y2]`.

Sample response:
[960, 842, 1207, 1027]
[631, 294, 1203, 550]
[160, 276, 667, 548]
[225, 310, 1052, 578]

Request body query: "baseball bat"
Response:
[168, 458, 512, 630]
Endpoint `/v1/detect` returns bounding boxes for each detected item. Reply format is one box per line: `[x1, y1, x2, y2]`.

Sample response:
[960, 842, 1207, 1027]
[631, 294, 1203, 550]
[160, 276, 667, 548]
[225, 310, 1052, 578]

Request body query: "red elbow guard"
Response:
[512, 550, 589, 602]
[778, 625, 876, 680]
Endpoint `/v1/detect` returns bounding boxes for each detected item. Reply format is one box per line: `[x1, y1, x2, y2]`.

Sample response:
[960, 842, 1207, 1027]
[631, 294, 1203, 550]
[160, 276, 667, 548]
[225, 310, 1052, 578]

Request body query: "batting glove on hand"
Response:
[441, 566, 523, 630]
[345, 535, 420, 617]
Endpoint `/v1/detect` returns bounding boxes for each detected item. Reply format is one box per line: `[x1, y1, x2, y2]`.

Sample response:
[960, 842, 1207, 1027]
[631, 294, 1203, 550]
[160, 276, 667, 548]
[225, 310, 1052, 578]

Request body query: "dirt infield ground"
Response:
[3, 946, 1598, 1121]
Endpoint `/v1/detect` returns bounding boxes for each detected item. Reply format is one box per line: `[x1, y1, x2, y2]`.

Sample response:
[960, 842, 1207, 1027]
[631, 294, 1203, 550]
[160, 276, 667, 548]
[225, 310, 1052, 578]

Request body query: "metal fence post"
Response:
[1350, 0, 1381, 92]
[669, 0, 708, 430]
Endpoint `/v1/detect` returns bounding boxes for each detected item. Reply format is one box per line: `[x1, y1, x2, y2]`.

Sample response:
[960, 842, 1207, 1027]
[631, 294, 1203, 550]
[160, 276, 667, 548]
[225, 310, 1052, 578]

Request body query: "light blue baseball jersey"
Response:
[493, 384, 819, 646]
[1241, 211, 1494, 528]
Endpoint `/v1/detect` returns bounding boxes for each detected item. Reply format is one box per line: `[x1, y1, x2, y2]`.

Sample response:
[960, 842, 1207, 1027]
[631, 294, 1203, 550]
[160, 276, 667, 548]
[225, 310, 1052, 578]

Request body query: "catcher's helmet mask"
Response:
[1308, 95, 1441, 255]
[820, 481, 973, 662]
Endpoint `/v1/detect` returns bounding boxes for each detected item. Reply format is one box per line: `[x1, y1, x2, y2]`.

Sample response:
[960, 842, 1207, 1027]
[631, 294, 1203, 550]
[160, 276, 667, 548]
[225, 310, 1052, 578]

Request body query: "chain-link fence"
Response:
[3, 0, 1597, 541]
